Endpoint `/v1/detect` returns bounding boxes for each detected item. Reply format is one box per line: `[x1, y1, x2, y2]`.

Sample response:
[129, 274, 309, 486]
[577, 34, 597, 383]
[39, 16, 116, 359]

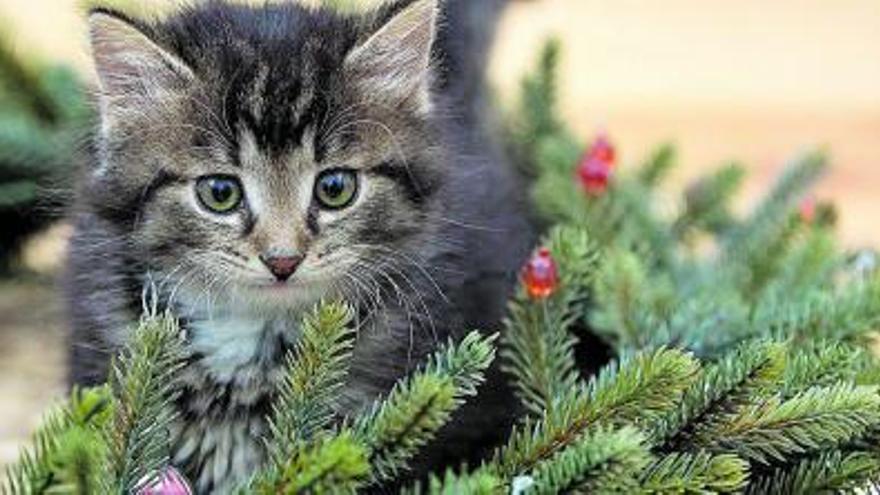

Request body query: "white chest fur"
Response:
[189, 315, 272, 383]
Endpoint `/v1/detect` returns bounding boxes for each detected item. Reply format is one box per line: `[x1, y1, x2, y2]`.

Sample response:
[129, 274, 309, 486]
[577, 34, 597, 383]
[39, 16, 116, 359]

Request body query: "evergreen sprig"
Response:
[502, 226, 598, 415]
[494, 347, 699, 480]
[0, 29, 88, 269]
[639, 452, 749, 494]
[696, 383, 880, 465]
[250, 432, 369, 495]
[745, 451, 880, 495]
[658, 341, 786, 449]
[99, 313, 186, 494]
[353, 331, 496, 483]
[529, 426, 650, 495]
[264, 302, 356, 465]
[2, 388, 110, 495]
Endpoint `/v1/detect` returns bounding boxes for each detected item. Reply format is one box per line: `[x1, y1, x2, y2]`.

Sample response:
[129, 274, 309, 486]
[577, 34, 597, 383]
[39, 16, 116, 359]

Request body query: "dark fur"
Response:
[66, 0, 533, 491]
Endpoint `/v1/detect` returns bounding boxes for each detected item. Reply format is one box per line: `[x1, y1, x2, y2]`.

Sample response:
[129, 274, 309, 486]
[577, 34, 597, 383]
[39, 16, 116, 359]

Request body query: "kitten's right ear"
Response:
[89, 10, 194, 111]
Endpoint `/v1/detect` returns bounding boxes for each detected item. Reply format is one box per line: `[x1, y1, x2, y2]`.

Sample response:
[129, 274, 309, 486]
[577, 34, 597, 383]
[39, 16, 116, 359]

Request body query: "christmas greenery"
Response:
[7, 36, 880, 495]
[0, 28, 88, 270]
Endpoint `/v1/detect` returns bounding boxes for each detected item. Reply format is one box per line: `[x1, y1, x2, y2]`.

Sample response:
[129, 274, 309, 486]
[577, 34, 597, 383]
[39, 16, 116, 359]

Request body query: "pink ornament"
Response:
[137, 467, 193, 495]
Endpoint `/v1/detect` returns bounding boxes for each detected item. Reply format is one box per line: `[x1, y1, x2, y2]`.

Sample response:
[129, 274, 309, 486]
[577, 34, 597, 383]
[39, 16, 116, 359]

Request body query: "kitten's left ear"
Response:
[345, 0, 439, 114]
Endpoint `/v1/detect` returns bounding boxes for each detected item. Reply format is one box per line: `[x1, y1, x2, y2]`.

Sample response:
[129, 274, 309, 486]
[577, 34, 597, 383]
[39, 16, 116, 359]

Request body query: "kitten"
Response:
[65, 0, 533, 491]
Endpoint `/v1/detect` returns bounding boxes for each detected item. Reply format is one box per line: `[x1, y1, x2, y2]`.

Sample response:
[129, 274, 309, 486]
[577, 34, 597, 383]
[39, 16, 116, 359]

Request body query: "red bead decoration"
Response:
[577, 156, 612, 196]
[522, 248, 559, 300]
[588, 132, 616, 167]
[799, 196, 817, 224]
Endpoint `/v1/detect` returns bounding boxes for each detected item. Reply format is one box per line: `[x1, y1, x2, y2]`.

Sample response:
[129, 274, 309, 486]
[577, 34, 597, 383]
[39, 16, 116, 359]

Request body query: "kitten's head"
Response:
[86, 0, 447, 313]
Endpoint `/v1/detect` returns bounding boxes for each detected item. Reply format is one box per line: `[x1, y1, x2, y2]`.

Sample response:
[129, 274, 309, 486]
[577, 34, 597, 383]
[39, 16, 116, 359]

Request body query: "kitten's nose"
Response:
[260, 253, 303, 282]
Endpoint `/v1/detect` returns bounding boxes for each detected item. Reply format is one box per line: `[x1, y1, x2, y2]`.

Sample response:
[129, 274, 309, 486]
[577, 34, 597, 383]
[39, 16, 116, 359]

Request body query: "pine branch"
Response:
[502, 226, 598, 415]
[757, 230, 839, 303]
[354, 331, 496, 483]
[590, 249, 653, 349]
[249, 432, 369, 495]
[639, 452, 749, 494]
[0, 35, 56, 122]
[745, 451, 880, 495]
[781, 341, 870, 397]
[494, 348, 699, 479]
[649, 288, 752, 358]
[43, 426, 106, 495]
[754, 277, 880, 344]
[402, 468, 501, 495]
[658, 341, 786, 449]
[636, 143, 676, 188]
[2, 387, 110, 495]
[0, 117, 58, 178]
[264, 302, 355, 465]
[517, 39, 563, 155]
[99, 313, 186, 495]
[675, 163, 745, 238]
[695, 384, 880, 465]
[528, 426, 650, 495]
[721, 152, 827, 293]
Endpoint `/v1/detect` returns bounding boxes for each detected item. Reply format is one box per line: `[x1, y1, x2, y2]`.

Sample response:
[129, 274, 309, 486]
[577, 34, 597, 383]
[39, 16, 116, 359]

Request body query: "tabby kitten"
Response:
[66, 0, 532, 491]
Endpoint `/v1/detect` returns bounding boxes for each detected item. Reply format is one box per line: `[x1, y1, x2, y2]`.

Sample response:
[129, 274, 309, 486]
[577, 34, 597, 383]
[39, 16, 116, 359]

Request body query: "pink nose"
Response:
[260, 254, 303, 282]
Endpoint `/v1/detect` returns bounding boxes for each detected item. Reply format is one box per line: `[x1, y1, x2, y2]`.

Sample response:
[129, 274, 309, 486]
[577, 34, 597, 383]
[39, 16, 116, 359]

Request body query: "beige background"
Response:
[1, 0, 879, 245]
[1, 0, 879, 465]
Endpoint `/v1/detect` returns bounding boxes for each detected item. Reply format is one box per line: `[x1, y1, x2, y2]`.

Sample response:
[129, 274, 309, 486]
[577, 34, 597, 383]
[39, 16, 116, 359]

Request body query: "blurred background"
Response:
[1, 0, 879, 467]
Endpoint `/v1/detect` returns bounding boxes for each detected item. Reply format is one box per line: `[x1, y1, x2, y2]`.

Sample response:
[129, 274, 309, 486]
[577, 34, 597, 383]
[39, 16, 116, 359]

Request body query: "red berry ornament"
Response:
[577, 156, 612, 196]
[799, 197, 817, 224]
[522, 248, 559, 300]
[588, 132, 616, 167]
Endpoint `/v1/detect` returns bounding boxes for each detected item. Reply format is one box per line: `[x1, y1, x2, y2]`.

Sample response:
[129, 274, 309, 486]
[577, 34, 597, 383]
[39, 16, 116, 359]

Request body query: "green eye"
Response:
[315, 169, 359, 210]
[196, 176, 243, 213]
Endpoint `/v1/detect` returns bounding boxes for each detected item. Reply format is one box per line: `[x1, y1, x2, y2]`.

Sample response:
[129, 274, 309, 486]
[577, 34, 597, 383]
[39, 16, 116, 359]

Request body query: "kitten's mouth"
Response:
[251, 280, 296, 290]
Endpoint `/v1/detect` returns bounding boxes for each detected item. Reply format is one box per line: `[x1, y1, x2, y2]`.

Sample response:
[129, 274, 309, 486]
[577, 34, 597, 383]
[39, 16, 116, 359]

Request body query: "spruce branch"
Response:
[658, 341, 786, 449]
[781, 341, 870, 397]
[675, 163, 745, 238]
[265, 302, 355, 465]
[402, 468, 501, 495]
[529, 426, 650, 495]
[695, 384, 880, 465]
[0, 34, 56, 122]
[494, 348, 698, 479]
[99, 313, 186, 495]
[2, 387, 110, 495]
[517, 39, 562, 155]
[636, 143, 677, 188]
[42, 426, 106, 495]
[754, 277, 880, 344]
[721, 151, 828, 293]
[589, 249, 653, 349]
[757, 229, 839, 303]
[249, 431, 369, 495]
[744, 451, 880, 495]
[503, 226, 598, 415]
[639, 452, 749, 494]
[354, 331, 496, 483]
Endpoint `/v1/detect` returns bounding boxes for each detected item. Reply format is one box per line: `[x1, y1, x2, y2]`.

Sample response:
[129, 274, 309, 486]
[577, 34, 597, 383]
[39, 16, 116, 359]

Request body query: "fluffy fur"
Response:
[65, 0, 532, 491]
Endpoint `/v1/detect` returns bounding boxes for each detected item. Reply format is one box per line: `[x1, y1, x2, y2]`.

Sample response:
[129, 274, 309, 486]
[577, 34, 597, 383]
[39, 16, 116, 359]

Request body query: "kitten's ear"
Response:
[89, 10, 194, 113]
[345, 0, 439, 114]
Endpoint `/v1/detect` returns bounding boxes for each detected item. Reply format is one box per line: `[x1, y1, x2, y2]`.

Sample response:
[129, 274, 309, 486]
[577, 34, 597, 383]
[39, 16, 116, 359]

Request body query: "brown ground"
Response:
[1, 0, 879, 468]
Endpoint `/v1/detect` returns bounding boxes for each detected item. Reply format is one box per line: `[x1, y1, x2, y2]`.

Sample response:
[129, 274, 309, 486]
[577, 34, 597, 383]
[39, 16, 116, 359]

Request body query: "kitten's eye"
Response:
[196, 176, 243, 214]
[314, 169, 359, 210]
